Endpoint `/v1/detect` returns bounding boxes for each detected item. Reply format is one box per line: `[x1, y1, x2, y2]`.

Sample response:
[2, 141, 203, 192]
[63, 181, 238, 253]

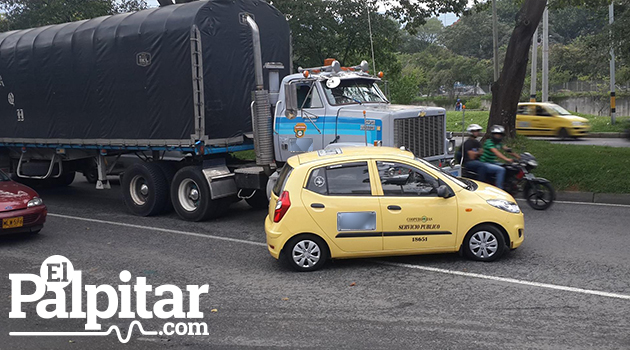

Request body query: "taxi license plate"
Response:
[2, 217, 23, 229]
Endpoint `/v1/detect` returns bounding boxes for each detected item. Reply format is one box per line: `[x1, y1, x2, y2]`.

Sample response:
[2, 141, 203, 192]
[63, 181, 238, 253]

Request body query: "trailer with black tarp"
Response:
[0, 0, 290, 220]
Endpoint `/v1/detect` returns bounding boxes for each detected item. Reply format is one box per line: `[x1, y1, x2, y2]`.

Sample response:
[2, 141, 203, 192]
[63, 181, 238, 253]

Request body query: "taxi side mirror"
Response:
[437, 185, 454, 198]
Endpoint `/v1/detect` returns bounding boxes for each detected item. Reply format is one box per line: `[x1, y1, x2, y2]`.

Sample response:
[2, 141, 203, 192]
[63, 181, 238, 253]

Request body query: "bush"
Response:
[463, 97, 481, 109]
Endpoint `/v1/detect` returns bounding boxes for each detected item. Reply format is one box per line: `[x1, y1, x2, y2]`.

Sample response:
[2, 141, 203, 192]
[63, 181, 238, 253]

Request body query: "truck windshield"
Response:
[323, 79, 388, 105]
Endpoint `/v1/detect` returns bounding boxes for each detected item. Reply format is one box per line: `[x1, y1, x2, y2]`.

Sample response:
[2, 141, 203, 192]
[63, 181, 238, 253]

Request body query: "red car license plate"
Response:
[2, 217, 23, 229]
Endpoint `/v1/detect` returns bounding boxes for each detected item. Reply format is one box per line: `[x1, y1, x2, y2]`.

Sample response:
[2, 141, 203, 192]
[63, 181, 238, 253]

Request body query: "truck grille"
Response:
[393, 115, 445, 158]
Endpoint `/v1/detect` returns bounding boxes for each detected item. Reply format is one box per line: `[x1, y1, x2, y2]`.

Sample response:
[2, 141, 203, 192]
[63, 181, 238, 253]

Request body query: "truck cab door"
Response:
[275, 82, 326, 162]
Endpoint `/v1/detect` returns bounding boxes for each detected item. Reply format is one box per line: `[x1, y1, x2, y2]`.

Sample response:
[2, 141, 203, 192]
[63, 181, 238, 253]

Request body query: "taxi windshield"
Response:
[547, 104, 572, 115]
[416, 159, 469, 189]
[323, 79, 388, 105]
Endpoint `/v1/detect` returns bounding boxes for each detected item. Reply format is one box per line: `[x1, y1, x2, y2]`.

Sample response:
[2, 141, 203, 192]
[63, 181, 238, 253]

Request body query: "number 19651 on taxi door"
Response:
[265, 147, 524, 272]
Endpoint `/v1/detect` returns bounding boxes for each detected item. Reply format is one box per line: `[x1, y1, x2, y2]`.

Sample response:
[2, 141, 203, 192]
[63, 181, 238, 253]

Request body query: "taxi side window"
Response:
[517, 106, 529, 115]
[376, 161, 439, 197]
[306, 162, 371, 196]
[536, 106, 551, 116]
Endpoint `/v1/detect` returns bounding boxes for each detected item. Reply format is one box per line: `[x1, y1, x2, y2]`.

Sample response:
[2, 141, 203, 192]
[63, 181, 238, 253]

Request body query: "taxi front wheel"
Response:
[463, 225, 506, 262]
[282, 235, 329, 272]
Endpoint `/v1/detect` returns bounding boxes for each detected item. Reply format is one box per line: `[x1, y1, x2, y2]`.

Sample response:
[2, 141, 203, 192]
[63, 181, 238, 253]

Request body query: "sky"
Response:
[145, 1, 459, 26]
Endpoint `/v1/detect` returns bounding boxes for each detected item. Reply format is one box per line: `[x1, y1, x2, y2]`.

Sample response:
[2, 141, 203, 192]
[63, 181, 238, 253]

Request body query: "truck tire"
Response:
[245, 190, 269, 210]
[122, 163, 169, 216]
[171, 166, 228, 222]
[56, 171, 76, 187]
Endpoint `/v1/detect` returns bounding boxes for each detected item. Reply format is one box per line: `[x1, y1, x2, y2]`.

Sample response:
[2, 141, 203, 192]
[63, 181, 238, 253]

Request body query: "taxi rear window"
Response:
[272, 164, 293, 197]
[306, 162, 371, 196]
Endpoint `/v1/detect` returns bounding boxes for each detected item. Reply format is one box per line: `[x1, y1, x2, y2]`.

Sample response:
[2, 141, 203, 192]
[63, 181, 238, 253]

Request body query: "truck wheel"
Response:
[122, 163, 169, 216]
[57, 171, 76, 187]
[83, 168, 98, 184]
[245, 190, 269, 209]
[462, 225, 506, 262]
[171, 166, 227, 221]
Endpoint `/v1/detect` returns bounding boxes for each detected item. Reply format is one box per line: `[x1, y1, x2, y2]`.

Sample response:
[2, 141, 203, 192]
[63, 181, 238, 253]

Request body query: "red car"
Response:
[0, 170, 47, 234]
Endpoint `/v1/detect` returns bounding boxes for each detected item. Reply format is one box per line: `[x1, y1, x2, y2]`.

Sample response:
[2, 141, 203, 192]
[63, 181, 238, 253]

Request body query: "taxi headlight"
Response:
[27, 197, 44, 208]
[572, 121, 583, 126]
[487, 199, 520, 213]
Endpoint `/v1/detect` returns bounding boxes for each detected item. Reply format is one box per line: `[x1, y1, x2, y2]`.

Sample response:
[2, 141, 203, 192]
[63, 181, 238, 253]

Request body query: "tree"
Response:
[441, 10, 512, 60]
[0, 0, 147, 30]
[487, 0, 619, 137]
[487, 0, 546, 137]
[399, 17, 444, 54]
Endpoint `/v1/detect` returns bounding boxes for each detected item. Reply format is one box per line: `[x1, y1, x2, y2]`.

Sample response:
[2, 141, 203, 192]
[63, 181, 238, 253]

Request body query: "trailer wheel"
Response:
[171, 166, 227, 222]
[122, 163, 169, 216]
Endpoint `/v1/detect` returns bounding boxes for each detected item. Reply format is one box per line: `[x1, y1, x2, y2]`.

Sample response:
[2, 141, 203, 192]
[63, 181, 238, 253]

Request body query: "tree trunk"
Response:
[488, 0, 546, 138]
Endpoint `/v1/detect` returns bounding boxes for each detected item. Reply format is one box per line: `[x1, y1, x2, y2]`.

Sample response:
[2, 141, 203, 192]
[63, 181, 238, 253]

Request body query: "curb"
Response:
[556, 191, 630, 205]
[451, 132, 626, 139]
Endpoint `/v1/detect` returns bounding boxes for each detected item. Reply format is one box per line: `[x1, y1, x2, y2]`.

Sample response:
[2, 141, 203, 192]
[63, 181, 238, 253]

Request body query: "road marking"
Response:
[48, 213, 267, 247]
[516, 199, 630, 208]
[377, 261, 630, 301]
[49, 213, 630, 300]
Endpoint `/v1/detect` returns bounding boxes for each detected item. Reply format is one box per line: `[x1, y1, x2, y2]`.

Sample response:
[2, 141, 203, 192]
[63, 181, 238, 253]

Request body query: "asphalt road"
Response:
[1, 177, 629, 349]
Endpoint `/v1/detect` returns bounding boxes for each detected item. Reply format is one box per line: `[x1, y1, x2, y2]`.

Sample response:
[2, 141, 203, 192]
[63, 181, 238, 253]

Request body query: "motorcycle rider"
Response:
[479, 125, 519, 189]
[461, 124, 486, 180]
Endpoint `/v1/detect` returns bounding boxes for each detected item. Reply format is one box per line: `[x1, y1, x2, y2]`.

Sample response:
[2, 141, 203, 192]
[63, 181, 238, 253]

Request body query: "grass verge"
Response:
[506, 137, 630, 194]
[446, 111, 630, 133]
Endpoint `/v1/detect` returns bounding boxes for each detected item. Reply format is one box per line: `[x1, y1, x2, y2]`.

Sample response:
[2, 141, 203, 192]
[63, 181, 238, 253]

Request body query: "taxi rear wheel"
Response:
[463, 225, 506, 262]
[282, 235, 329, 272]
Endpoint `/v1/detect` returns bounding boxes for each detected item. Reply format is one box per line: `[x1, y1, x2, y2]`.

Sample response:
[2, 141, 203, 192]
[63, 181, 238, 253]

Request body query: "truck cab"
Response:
[273, 60, 455, 164]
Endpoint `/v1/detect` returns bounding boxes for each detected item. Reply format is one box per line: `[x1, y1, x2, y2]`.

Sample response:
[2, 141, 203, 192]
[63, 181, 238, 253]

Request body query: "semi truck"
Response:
[0, 0, 455, 222]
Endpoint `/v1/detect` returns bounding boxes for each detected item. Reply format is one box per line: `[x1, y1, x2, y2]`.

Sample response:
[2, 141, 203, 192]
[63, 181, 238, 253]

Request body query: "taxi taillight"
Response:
[273, 191, 291, 223]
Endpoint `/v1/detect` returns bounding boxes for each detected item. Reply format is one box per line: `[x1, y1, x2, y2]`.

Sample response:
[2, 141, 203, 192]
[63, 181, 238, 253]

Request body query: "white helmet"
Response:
[467, 124, 483, 133]
[490, 125, 506, 134]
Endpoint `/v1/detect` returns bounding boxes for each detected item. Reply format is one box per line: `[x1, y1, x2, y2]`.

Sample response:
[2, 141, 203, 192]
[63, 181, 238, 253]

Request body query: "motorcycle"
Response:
[463, 152, 555, 210]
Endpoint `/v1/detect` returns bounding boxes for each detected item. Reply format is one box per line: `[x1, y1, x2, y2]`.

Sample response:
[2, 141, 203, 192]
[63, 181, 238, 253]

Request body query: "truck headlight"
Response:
[487, 199, 520, 213]
[27, 197, 44, 208]
[447, 140, 455, 154]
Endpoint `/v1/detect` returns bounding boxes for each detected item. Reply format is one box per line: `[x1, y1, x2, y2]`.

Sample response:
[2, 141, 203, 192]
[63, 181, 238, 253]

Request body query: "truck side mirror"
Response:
[284, 83, 298, 120]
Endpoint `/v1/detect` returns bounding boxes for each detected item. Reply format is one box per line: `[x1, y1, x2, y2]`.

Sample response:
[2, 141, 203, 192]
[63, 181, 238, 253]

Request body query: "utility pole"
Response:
[542, 7, 549, 102]
[530, 28, 538, 102]
[492, 0, 500, 81]
[610, 1, 616, 124]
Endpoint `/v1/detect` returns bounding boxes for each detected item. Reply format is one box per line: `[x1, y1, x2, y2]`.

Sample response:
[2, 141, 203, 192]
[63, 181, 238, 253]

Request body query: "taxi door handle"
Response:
[387, 205, 401, 211]
[311, 203, 325, 209]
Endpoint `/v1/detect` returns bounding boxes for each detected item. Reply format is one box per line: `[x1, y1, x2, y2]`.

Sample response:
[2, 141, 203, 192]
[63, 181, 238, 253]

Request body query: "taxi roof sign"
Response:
[317, 148, 343, 157]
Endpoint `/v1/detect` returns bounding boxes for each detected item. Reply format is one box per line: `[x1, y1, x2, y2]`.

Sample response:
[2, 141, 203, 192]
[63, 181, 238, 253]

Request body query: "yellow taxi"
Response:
[265, 146, 524, 271]
[516, 102, 590, 138]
